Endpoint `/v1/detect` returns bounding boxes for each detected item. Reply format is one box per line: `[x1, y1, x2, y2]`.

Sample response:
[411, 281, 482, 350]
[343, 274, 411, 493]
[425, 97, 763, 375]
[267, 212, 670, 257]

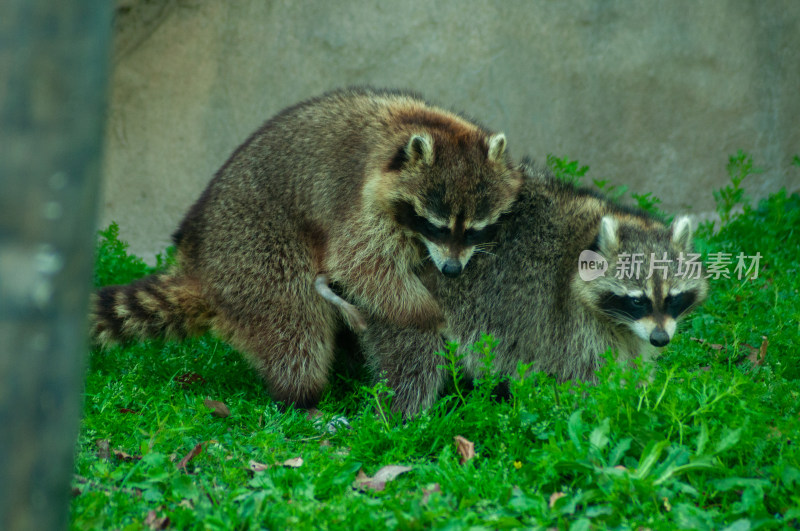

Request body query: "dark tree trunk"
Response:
[0, 2, 112, 529]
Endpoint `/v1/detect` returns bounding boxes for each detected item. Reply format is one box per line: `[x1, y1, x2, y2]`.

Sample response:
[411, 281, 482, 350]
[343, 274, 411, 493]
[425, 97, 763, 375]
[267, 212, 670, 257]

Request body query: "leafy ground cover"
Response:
[71, 154, 800, 530]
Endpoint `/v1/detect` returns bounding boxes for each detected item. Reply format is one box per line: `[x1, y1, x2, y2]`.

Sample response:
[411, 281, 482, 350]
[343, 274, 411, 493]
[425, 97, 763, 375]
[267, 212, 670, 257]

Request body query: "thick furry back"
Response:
[91, 273, 213, 346]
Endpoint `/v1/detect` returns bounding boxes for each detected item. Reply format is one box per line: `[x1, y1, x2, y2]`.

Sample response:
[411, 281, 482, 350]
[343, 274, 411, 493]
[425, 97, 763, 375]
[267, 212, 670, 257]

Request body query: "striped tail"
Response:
[90, 273, 213, 346]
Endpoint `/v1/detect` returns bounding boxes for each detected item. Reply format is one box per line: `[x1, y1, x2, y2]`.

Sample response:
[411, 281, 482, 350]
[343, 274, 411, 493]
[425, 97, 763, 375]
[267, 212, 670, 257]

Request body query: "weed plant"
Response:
[71, 153, 800, 530]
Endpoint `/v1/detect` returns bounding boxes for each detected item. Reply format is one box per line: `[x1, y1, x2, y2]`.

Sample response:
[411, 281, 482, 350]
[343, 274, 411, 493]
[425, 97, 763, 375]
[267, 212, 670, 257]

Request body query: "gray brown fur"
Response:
[358, 161, 708, 416]
[91, 87, 521, 408]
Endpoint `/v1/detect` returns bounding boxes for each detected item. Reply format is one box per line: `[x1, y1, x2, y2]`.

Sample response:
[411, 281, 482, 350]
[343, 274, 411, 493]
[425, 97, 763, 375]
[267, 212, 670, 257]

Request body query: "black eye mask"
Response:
[599, 292, 653, 321]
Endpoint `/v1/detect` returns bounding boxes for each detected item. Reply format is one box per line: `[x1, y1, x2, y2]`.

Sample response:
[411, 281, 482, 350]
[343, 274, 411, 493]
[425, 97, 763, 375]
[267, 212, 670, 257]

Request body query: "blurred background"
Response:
[103, 0, 800, 262]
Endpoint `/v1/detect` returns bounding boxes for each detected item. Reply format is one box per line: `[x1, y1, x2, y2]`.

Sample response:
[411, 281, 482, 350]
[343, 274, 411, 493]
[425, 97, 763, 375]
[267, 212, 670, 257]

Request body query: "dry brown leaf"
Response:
[175, 372, 206, 388]
[178, 499, 194, 510]
[177, 442, 203, 470]
[372, 464, 412, 482]
[353, 465, 412, 491]
[747, 336, 768, 366]
[282, 456, 304, 468]
[144, 509, 170, 530]
[421, 483, 441, 505]
[690, 337, 727, 351]
[549, 491, 566, 508]
[454, 436, 475, 464]
[113, 449, 141, 462]
[96, 439, 110, 460]
[204, 398, 230, 418]
[248, 460, 271, 472]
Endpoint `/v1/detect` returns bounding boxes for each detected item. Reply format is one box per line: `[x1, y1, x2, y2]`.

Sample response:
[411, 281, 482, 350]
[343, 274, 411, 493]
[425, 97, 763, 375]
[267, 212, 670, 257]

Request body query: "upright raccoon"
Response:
[358, 160, 708, 416]
[91, 87, 522, 408]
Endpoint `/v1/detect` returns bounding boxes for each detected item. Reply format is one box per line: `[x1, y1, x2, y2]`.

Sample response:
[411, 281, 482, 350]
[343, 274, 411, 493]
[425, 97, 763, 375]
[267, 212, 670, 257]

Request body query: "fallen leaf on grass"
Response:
[247, 456, 303, 472]
[282, 456, 303, 468]
[178, 499, 194, 510]
[248, 460, 270, 472]
[690, 337, 726, 351]
[113, 449, 141, 462]
[204, 398, 230, 418]
[175, 372, 207, 388]
[353, 465, 413, 492]
[421, 483, 441, 504]
[744, 336, 769, 367]
[454, 436, 475, 464]
[177, 443, 203, 470]
[144, 509, 170, 530]
[96, 439, 110, 460]
[549, 491, 566, 508]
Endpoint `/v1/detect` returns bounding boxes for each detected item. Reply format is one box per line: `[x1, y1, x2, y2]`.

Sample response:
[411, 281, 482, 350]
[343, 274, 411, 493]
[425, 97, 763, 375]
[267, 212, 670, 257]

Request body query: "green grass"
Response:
[71, 154, 800, 530]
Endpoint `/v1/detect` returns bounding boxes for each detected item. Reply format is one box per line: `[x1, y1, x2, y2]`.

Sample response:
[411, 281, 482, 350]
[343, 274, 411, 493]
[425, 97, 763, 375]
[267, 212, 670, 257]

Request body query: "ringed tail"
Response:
[90, 273, 213, 346]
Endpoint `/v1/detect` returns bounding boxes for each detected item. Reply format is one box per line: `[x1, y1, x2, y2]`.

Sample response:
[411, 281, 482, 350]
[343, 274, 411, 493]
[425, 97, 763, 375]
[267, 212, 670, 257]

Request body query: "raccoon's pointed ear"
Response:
[388, 133, 433, 171]
[597, 215, 620, 256]
[671, 215, 694, 250]
[407, 133, 434, 166]
[487, 133, 507, 162]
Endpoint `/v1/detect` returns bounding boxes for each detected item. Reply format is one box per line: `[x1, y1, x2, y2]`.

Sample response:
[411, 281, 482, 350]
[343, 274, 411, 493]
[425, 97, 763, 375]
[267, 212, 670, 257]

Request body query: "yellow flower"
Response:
[513, 461, 522, 470]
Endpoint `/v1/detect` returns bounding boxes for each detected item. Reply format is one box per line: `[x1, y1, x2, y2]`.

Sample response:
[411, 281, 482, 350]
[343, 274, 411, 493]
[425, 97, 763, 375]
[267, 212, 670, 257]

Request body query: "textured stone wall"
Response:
[102, 0, 800, 261]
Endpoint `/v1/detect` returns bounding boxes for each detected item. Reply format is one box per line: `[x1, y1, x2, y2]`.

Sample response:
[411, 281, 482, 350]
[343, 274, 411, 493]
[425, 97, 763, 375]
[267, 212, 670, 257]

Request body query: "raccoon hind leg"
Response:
[210, 237, 341, 409]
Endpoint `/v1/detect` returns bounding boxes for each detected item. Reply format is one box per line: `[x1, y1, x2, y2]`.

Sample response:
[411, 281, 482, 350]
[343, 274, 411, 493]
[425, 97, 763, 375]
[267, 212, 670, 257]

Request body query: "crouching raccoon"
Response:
[90, 87, 521, 410]
[347, 160, 708, 416]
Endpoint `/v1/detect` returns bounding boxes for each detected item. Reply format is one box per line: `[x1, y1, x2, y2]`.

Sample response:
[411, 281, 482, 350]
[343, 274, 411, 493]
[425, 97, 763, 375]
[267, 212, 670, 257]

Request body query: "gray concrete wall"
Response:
[102, 0, 800, 262]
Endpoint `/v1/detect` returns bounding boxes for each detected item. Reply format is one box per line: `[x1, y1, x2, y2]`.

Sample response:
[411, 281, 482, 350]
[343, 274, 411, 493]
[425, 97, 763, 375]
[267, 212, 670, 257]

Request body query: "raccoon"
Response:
[91, 87, 522, 408]
[356, 160, 708, 416]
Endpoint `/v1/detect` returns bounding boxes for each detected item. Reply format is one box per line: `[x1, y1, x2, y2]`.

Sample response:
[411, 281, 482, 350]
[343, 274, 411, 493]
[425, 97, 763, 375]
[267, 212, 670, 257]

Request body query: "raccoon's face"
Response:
[577, 214, 709, 348]
[384, 131, 522, 277]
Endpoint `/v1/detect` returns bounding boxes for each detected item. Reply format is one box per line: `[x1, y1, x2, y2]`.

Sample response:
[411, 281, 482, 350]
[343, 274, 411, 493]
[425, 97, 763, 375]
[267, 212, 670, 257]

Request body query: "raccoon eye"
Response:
[600, 293, 650, 320]
[630, 297, 646, 308]
[665, 291, 697, 318]
[464, 225, 498, 246]
[420, 219, 450, 241]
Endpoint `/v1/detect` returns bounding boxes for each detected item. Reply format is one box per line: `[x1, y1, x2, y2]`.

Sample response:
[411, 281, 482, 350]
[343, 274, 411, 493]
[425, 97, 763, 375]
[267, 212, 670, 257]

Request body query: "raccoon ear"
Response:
[406, 133, 434, 166]
[597, 215, 620, 256]
[487, 133, 507, 162]
[671, 215, 694, 250]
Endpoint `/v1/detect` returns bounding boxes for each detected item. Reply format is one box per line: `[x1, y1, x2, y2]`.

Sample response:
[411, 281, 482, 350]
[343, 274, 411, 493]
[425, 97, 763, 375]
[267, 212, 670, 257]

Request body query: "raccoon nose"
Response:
[441, 259, 463, 278]
[650, 328, 670, 347]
